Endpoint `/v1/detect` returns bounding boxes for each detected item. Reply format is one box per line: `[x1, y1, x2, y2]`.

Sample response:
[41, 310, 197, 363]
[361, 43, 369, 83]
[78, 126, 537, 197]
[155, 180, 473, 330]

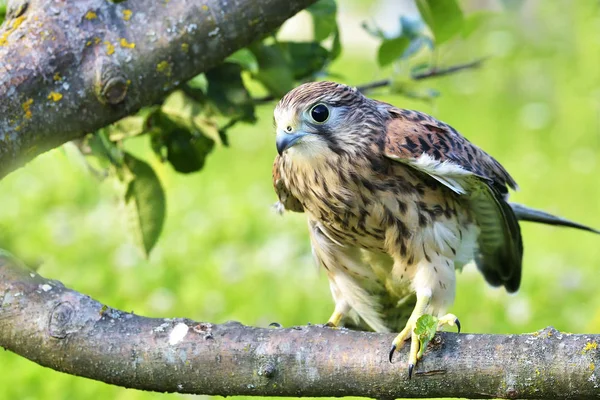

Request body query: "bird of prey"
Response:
[272, 81, 599, 378]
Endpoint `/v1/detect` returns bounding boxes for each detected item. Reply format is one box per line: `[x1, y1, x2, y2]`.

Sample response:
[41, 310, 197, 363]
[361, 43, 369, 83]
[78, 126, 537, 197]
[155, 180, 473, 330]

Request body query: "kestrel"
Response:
[272, 81, 599, 378]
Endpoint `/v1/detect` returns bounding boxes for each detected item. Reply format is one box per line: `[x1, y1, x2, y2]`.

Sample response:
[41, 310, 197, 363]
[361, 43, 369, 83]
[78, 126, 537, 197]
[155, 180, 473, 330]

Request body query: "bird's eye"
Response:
[310, 103, 330, 124]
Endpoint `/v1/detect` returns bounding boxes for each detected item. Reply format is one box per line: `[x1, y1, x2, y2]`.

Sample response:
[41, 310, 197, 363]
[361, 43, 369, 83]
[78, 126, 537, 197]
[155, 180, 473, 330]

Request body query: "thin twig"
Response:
[356, 57, 488, 93]
[254, 58, 487, 104]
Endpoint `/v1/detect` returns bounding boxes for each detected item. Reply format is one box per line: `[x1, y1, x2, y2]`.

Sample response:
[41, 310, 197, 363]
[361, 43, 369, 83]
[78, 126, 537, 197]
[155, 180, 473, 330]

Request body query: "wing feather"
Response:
[381, 106, 523, 292]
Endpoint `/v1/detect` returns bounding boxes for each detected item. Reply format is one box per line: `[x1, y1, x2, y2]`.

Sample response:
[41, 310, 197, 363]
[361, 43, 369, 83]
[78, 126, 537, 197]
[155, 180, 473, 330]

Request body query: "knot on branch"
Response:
[257, 362, 277, 378]
[95, 60, 129, 105]
[48, 301, 75, 339]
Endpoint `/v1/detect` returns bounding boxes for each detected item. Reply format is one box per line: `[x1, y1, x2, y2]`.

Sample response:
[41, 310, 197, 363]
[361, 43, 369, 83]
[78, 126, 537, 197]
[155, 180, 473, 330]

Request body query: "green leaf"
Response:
[414, 314, 438, 358]
[165, 129, 214, 174]
[307, 0, 337, 41]
[123, 153, 166, 257]
[330, 27, 342, 60]
[87, 128, 123, 167]
[249, 44, 295, 97]
[205, 62, 255, 122]
[145, 108, 215, 172]
[280, 42, 329, 80]
[462, 11, 493, 38]
[416, 0, 464, 45]
[0, 2, 6, 25]
[226, 48, 259, 73]
[377, 36, 411, 67]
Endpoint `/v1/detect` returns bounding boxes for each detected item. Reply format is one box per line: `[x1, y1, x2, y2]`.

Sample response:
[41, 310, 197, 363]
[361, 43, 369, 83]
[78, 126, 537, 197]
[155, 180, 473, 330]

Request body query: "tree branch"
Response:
[0, 0, 316, 179]
[1, 253, 599, 399]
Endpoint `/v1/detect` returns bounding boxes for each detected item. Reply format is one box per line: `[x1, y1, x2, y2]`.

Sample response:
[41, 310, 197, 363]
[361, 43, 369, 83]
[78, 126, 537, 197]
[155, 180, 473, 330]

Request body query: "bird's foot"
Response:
[389, 317, 420, 379]
[437, 313, 461, 333]
[389, 312, 461, 379]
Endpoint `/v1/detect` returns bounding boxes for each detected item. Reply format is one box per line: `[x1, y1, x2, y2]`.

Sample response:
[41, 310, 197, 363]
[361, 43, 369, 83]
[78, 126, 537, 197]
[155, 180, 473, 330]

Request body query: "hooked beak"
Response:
[276, 131, 308, 156]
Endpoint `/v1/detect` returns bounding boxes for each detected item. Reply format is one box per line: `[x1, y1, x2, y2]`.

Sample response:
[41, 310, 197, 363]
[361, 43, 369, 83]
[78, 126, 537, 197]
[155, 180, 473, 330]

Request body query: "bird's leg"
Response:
[325, 300, 350, 327]
[389, 290, 431, 378]
[389, 291, 461, 379]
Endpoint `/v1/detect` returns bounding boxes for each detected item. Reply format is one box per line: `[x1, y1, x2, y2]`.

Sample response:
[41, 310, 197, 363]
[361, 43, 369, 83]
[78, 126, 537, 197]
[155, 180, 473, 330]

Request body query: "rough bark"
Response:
[1, 253, 599, 399]
[0, 0, 316, 179]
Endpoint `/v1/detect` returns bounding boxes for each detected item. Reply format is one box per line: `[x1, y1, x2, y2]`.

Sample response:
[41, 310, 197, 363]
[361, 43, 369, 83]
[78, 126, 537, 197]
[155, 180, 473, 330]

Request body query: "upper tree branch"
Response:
[1, 253, 599, 399]
[0, 0, 316, 179]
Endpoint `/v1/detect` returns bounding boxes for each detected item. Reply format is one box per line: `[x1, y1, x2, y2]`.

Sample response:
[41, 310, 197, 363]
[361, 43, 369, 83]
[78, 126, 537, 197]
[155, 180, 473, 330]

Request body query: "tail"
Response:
[510, 203, 600, 234]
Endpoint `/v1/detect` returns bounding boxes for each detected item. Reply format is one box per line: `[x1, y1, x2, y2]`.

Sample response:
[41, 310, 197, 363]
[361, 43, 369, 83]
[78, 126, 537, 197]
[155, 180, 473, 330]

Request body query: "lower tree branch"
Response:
[1, 252, 599, 399]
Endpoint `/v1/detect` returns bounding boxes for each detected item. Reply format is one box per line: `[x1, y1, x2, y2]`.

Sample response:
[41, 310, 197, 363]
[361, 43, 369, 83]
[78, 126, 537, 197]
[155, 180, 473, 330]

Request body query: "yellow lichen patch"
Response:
[590, 363, 596, 372]
[104, 41, 115, 55]
[582, 341, 598, 354]
[119, 38, 135, 49]
[86, 40, 92, 46]
[47, 92, 63, 102]
[22, 98, 33, 119]
[94, 37, 101, 45]
[85, 11, 98, 20]
[202, 5, 209, 11]
[156, 61, 172, 77]
[53, 73, 62, 81]
[122, 9, 132, 21]
[181, 43, 189, 53]
[0, 15, 26, 46]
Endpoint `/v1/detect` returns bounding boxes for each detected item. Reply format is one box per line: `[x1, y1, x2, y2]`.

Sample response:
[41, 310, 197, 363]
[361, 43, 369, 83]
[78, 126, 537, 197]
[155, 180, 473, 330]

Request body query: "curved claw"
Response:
[268, 322, 282, 328]
[408, 363, 414, 380]
[455, 318, 461, 334]
[389, 344, 397, 363]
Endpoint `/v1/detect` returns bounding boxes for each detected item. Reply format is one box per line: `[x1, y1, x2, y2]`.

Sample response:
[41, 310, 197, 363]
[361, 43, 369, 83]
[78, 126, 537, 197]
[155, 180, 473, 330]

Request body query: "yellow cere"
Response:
[47, 92, 63, 102]
[22, 98, 33, 119]
[85, 11, 97, 20]
[104, 41, 115, 55]
[122, 9, 133, 21]
[119, 38, 135, 49]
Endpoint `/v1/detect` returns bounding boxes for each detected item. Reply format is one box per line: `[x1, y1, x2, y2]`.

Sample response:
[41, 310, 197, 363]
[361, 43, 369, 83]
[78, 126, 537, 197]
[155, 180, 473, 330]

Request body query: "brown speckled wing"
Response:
[382, 107, 517, 195]
[382, 106, 523, 292]
[273, 155, 304, 213]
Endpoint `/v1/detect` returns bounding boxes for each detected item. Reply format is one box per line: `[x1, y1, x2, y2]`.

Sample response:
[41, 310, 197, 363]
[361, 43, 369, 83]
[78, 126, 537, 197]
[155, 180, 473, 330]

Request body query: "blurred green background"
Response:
[1, 0, 600, 399]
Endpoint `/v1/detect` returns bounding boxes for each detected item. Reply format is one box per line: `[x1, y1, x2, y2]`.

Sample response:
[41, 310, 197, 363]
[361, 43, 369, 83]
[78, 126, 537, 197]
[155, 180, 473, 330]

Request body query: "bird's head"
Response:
[274, 81, 383, 158]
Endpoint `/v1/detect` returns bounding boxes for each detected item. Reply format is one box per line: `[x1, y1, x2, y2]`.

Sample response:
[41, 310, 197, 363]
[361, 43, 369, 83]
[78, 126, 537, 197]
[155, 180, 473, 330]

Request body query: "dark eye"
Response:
[310, 103, 329, 123]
